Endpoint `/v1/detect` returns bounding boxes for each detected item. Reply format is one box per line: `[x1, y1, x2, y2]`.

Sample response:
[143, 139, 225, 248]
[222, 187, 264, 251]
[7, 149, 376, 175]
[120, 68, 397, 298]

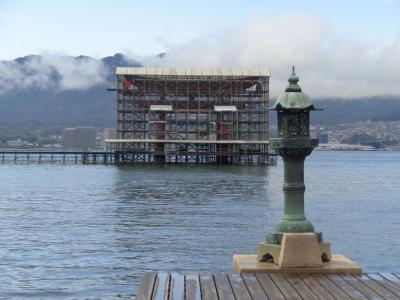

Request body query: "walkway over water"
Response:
[0, 149, 277, 164]
[0, 150, 116, 164]
[137, 272, 400, 300]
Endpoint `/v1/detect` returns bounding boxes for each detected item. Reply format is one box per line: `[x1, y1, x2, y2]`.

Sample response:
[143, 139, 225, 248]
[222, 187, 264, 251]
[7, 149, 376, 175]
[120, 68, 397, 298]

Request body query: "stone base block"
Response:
[279, 233, 323, 268]
[233, 254, 362, 274]
[258, 233, 332, 266]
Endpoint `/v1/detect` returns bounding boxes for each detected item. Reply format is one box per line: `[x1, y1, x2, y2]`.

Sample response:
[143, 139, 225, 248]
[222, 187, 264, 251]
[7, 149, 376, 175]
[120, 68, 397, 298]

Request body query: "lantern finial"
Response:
[286, 66, 301, 92]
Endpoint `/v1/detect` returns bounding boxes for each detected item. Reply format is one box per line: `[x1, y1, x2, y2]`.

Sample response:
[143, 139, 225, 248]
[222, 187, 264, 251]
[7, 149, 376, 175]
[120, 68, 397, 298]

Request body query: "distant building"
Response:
[62, 127, 97, 149]
[317, 133, 329, 144]
[6, 138, 27, 148]
[104, 128, 116, 140]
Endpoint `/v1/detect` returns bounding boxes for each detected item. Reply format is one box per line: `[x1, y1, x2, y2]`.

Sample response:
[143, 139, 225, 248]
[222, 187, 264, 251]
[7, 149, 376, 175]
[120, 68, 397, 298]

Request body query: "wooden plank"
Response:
[340, 274, 383, 299]
[380, 273, 400, 288]
[152, 272, 170, 300]
[213, 273, 235, 300]
[199, 274, 218, 300]
[169, 272, 185, 300]
[368, 274, 400, 298]
[283, 273, 319, 300]
[296, 274, 336, 300]
[227, 273, 252, 300]
[241, 273, 268, 300]
[136, 272, 157, 300]
[269, 273, 301, 300]
[255, 273, 285, 300]
[312, 274, 352, 300]
[354, 274, 400, 300]
[137, 272, 400, 300]
[326, 274, 367, 300]
[185, 274, 201, 300]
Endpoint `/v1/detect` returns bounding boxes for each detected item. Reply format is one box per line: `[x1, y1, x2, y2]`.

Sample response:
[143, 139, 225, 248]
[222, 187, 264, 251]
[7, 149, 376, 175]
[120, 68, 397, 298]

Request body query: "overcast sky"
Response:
[1, 0, 400, 98]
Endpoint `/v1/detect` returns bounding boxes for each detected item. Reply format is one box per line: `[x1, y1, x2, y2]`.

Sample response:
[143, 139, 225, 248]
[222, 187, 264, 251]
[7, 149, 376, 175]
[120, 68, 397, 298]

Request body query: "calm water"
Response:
[0, 151, 399, 299]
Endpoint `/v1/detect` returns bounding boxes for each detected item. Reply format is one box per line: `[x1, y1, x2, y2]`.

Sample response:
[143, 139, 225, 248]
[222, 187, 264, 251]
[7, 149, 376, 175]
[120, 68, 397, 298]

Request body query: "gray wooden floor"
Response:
[136, 272, 400, 299]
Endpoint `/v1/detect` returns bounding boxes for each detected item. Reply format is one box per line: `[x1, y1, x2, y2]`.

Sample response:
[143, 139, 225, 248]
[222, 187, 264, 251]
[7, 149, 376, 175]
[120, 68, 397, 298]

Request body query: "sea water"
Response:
[0, 151, 398, 298]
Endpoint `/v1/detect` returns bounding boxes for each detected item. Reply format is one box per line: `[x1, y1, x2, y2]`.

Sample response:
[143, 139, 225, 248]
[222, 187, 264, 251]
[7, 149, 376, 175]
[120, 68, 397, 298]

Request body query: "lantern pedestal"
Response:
[257, 137, 334, 265]
[233, 254, 362, 274]
[258, 233, 331, 267]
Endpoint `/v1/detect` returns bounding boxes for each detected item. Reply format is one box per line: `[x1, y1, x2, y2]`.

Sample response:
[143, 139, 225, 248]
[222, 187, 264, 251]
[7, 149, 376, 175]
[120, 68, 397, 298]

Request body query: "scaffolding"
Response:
[106, 67, 273, 164]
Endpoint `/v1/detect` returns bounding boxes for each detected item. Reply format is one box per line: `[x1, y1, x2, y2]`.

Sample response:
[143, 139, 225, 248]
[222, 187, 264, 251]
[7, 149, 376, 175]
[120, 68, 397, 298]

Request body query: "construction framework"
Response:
[106, 67, 273, 164]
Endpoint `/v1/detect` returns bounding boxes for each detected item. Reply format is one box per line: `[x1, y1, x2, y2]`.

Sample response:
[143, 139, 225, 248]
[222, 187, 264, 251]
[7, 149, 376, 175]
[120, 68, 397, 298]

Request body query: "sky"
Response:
[1, 0, 400, 98]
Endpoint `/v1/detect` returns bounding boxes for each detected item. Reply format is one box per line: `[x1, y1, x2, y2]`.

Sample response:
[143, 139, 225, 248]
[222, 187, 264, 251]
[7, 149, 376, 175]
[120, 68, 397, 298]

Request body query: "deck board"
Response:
[340, 274, 384, 299]
[326, 274, 368, 299]
[152, 272, 170, 300]
[283, 273, 320, 300]
[354, 274, 400, 300]
[136, 272, 157, 300]
[296, 274, 336, 300]
[241, 273, 268, 300]
[136, 272, 400, 300]
[312, 274, 352, 300]
[381, 273, 400, 287]
[269, 273, 302, 300]
[169, 272, 185, 300]
[368, 274, 400, 298]
[185, 274, 201, 300]
[227, 273, 252, 300]
[255, 273, 285, 299]
[214, 273, 235, 300]
[199, 274, 218, 300]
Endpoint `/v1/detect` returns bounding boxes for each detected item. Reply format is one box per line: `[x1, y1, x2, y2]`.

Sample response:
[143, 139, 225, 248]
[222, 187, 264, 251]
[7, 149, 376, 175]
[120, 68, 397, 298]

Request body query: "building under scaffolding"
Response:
[106, 67, 272, 164]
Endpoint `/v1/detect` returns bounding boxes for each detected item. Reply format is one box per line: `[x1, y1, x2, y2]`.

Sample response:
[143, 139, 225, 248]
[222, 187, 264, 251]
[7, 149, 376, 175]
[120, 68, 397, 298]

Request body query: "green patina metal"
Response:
[266, 67, 322, 245]
[272, 66, 314, 111]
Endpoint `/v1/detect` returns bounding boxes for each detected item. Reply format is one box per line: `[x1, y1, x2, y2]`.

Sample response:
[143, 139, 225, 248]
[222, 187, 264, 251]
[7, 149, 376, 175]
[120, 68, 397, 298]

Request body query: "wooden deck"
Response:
[137, 272, 400, 300]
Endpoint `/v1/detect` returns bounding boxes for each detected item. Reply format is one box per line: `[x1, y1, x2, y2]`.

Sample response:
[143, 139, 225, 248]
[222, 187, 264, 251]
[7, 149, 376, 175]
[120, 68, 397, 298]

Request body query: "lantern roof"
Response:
[272, 67, 315, 110]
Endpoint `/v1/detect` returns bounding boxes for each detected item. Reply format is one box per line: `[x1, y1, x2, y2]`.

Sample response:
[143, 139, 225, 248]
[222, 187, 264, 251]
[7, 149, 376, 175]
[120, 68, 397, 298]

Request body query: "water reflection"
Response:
[110, 164, 273, 295]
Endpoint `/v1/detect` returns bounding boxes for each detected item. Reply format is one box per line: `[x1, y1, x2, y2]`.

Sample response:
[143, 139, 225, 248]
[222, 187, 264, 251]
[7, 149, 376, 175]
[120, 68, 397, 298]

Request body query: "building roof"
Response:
[116, 67, 270, 77]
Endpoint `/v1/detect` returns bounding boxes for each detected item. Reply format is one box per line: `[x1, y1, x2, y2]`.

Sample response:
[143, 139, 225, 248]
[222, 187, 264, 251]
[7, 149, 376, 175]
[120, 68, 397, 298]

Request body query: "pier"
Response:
[0, 149, 277, 164]
[0, 150, 116, 164]
[137, 272, 400, 300]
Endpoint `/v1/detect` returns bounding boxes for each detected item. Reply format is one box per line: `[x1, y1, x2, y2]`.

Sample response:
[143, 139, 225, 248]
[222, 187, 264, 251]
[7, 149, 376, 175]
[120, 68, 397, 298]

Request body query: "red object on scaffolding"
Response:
[123, 80, 133, 89]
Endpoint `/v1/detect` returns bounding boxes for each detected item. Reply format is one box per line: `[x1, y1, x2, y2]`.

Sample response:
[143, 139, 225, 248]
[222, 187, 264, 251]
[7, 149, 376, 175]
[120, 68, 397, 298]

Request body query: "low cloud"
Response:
[0, 54, 107, 94]
[145, 13, 400, 99]
[1, 13, 399, 99]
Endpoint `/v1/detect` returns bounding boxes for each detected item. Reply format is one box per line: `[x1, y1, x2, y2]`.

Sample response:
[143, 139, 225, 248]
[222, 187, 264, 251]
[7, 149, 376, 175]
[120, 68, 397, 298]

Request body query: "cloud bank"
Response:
[0, 54, 107, 94]
[145, 13, 400, 98]
[1, 13, 399, 99]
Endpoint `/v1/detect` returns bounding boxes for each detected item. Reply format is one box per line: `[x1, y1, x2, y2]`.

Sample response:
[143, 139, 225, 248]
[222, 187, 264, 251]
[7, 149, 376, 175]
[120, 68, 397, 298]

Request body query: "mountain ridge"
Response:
[1, 53, 399, 130]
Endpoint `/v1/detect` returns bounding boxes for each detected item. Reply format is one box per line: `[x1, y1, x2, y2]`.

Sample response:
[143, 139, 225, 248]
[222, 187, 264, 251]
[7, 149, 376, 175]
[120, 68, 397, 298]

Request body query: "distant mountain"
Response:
[101, 53, 141, 82]
[269, 96, 400, 126]
[0, 53, 399, 130]
[0, 53, 140, 128]
[311, 97, 400, 124]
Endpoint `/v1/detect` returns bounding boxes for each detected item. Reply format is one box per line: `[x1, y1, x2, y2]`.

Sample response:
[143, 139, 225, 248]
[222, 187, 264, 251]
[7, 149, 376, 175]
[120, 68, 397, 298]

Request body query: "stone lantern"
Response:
[233, 68, 362, 273]
[258, 67, 331, 267]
